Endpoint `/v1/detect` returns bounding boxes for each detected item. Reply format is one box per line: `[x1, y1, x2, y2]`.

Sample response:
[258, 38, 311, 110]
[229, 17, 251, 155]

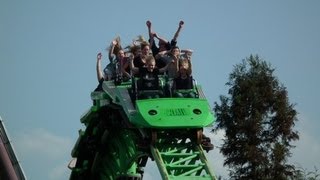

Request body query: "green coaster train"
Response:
[69, 74, 217, 180]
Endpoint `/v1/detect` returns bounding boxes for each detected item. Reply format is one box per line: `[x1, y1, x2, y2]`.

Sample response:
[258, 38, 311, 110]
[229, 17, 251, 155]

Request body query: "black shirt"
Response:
[174, 76, 193, 90]
[134, 56, 146, 69]
[139, 67, 160, 90]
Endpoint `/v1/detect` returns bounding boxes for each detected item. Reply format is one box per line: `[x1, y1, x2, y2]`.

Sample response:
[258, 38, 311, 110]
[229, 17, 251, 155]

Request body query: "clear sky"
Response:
[1, 1, 319, 179]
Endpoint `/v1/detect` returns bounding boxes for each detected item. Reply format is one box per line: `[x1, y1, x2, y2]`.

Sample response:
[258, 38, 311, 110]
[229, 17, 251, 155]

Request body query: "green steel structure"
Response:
[69, 77, 216, 180]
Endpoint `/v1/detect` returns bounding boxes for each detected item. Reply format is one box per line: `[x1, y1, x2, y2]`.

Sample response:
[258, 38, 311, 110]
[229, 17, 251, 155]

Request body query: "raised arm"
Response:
[154, 33, 169, 44]
[108, 40, 117, 61]
[146, 20, 155, 49]
[155, 50, 169, 60]
[96, 53, 104, 81]
[181, 49, 193, 54]
[181, 49, 193, 60]
[172, 21, 184, 44]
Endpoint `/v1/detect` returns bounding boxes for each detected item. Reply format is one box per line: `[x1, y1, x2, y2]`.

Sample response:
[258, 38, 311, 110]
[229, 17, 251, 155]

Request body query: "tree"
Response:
[293, 166, 320, 180]
[213, 55, 299, 179]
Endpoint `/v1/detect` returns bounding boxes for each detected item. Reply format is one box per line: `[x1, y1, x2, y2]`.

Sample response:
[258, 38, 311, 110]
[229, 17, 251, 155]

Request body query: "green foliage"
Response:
[214, 55, 299, 179]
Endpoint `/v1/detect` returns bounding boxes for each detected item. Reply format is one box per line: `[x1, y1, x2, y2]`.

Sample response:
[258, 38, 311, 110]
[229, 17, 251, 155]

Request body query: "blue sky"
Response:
[1, 1, 319, 179]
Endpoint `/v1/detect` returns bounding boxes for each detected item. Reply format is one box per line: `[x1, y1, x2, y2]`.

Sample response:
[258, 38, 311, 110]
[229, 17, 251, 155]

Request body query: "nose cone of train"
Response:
[131, 98, 215, 128]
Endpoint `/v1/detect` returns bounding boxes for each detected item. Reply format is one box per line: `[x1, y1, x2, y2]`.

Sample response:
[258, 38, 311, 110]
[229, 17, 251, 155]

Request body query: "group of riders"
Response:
[95, 20, 196, 99]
